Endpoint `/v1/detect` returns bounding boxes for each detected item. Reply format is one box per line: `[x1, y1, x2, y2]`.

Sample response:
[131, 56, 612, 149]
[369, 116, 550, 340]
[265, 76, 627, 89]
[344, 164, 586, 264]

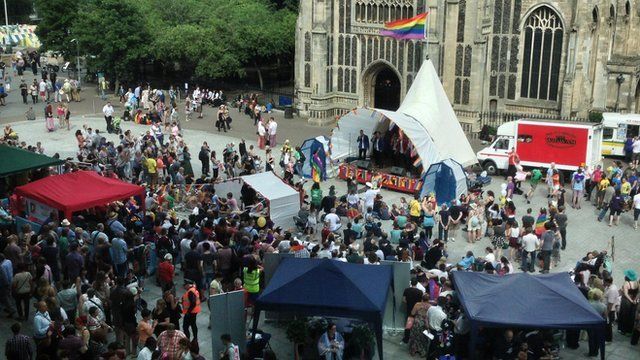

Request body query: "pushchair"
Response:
[111, 116, 123, 134]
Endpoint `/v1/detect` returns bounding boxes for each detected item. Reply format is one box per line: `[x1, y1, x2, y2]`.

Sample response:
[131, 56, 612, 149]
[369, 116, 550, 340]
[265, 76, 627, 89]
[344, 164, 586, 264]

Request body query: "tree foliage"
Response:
[35, 0, 297, 84]
[34, 0, 79, 55]
[71, 0, 149, 82]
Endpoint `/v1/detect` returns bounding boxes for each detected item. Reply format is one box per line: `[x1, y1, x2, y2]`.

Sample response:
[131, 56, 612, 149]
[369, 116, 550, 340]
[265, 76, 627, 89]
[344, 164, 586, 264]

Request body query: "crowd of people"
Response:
[2, 63, 640, 360]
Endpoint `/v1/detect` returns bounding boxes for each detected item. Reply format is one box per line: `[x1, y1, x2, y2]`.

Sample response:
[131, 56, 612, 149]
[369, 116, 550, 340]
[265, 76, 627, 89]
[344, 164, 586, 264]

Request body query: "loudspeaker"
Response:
[389, 166, 406, 176]
[355, 160, 372, 170]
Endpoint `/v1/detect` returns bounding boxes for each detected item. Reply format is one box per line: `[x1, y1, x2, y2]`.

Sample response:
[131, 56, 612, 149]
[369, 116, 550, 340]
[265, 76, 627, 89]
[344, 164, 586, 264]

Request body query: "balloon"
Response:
[257, 217, 266, 228]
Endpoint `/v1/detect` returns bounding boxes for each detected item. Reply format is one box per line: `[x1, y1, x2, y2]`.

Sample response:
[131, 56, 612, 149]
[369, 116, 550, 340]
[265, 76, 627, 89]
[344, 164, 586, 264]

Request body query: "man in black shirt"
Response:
[521, 208, 535, 229]
[184, 241, 204, 292]
[402, 278, 424, 343]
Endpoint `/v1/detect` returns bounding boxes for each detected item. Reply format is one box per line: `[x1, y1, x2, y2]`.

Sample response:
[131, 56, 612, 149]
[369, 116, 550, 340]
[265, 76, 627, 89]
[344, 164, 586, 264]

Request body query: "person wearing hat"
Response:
[181, 279, 201, 340]
[158, 254, 175, 291]
[618, 269, 639, 336]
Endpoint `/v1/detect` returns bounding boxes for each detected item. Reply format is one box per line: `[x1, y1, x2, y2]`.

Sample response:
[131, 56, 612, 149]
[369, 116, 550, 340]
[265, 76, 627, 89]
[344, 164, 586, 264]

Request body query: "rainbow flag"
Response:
[534, 214, 547, 236]
[312, 151, 324, 183]
[380, 13, 428, 40]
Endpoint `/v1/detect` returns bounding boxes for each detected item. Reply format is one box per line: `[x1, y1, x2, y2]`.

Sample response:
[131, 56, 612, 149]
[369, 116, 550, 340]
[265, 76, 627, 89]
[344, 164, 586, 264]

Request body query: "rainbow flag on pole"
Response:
[380, 13, 428, 40]
[311, 151, 324, 183]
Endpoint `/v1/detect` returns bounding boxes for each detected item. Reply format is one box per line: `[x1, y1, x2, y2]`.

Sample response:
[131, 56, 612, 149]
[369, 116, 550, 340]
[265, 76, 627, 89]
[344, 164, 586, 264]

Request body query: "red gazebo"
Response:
[14, 171, 146, 220]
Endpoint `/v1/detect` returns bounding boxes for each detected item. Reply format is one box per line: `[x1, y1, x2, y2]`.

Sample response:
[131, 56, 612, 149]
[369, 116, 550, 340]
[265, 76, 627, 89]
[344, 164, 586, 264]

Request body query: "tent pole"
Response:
[468, 322, 478, 360]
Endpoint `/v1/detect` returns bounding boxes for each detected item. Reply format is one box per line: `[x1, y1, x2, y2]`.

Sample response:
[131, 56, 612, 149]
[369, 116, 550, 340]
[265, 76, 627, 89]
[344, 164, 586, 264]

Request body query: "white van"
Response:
[601, 112, 640, 156]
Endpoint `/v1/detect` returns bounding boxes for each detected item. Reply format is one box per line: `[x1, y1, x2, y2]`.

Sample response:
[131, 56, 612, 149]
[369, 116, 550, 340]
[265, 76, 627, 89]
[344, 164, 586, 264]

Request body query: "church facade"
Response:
[294, 0, 640, 130]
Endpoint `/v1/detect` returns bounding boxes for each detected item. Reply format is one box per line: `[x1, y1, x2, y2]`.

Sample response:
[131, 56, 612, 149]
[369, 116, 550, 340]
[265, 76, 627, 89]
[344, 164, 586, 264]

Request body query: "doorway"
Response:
[374, 68, 401, 110]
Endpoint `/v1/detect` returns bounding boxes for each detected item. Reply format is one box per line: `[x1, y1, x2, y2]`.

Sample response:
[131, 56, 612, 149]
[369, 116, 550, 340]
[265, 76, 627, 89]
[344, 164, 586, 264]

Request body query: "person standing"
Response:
[268, 117, 278, 147]
[199, 142, 210, 176]
[371, 132, 384, 167]
[318, 323, 345, 360]
[181, 279, 201, 340]
[19, 79, 28, 104]
[0, 254, 16, 318]
[11, 264, 32, 321]
[633, 191, 640, 230]
[546, 162, 556, 198]
[111, 231, 128, 278]
[554, 206, 568, 250]
[506, 148, 519, 180]
[520, 227, 539, 272]
[402, 279, 423, 343]
[571, 168, 586, 209]
[257, 120, 267, 149]
[102, 102, 114, 133]
[357, 129, 370, 160]
[539, 222, 556, 274]
[219, 334, 241, 360]
[603, 277, 619, 342]
[29, 80, 38, 104]
[5, 322, 33, 360]
[632, 136, 640, 166]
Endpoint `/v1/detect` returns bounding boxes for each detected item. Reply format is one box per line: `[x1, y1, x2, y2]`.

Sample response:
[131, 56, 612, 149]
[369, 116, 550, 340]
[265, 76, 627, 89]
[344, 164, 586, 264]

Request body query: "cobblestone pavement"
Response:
[1, 86, 639, 359]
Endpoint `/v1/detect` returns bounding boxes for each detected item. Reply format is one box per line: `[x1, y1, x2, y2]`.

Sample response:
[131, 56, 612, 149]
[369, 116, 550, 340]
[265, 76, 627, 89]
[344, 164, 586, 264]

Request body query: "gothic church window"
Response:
[337, 68, 343, 92]
[305, 64, 311, 88]
[304, 32, 311, 62]
[351, 70, 357, 93]
[520, 6, 564, 101]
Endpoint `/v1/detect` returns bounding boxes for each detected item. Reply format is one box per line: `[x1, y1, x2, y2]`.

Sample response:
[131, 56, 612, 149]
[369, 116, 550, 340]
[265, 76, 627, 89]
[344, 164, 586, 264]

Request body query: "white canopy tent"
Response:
[330, 59, 476, 169]
[215, 172, 300, 229]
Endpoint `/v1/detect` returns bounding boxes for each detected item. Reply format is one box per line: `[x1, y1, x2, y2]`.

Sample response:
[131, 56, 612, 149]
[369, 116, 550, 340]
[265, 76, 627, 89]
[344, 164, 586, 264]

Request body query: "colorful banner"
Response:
[338, 164, 422, 194]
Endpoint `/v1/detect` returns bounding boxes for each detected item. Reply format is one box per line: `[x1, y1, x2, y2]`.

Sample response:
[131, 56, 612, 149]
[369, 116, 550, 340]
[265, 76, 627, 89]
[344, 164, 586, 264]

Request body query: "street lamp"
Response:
[615, 73, 625, 112]
[3, 0, 8, 29]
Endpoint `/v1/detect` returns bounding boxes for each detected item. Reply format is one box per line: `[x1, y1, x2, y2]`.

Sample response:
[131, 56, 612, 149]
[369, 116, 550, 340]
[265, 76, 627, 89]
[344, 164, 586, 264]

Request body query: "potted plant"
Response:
[285, 317, 308, 360]
[351, 323, 376, 360]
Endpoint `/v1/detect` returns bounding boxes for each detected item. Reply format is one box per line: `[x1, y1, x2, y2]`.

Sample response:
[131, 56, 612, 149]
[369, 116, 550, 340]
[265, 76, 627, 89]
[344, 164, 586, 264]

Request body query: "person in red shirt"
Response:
[157, 253, 175, 291]
[506, 148, 520, 180]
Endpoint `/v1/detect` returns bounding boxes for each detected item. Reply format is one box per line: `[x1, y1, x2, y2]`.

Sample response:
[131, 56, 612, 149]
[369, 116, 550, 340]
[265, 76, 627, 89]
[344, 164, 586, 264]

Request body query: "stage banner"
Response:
[26, 199, 54, 223]
[210, 290, 246, 358]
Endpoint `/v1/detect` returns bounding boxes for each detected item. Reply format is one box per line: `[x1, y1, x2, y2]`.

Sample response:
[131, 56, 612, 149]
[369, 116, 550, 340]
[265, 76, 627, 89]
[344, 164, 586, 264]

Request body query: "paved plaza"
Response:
[1, 78, 639, 359]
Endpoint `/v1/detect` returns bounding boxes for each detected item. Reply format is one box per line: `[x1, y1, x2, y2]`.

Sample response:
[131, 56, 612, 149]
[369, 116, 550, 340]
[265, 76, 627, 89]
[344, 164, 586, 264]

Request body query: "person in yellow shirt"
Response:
[409, 195, 421, 223]
[597, 177, 610, 208]
[146, 156, 157, 188]
[621, 178, 631, 198]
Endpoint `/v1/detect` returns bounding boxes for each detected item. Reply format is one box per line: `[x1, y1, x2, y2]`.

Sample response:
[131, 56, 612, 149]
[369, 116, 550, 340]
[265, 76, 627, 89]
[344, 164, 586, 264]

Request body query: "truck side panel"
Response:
[516, 123, 589, 168]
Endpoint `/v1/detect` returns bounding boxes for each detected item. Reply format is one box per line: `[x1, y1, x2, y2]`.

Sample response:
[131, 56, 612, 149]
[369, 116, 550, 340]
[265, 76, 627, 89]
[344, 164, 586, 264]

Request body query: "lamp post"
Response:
[3, 0, 8, 29]
[616, 74, 625, 112]
[70, 38, 80, 78]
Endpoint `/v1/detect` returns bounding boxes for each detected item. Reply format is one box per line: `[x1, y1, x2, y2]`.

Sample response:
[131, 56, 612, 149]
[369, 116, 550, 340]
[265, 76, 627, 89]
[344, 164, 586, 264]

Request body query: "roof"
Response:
[0, 145, 64, 177]
[451, 271, 606, 329]
[397, 60, 477, 167]
[14, 171, 145, 217]
[256, 258, 392, 320]
[241, 172, 299, 200]
[602, 112, 640, 128]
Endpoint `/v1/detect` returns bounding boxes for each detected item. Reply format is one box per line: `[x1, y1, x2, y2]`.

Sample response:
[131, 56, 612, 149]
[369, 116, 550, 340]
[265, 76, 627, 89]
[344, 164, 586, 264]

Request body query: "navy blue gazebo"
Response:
[451, 271, 607, 360]
[252, 258, 393, 360]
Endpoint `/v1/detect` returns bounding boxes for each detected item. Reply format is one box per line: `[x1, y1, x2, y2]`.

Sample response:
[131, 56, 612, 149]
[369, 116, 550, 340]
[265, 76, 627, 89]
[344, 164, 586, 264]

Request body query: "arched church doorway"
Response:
[374, 68, 401, 110]
[362, 62, 401, 110]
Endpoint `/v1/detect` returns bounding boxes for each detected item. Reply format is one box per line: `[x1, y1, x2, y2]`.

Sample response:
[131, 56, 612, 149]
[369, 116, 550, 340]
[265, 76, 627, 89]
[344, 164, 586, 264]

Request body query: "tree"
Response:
[71, 0, 149, 82]
[34, 0, 79, 55]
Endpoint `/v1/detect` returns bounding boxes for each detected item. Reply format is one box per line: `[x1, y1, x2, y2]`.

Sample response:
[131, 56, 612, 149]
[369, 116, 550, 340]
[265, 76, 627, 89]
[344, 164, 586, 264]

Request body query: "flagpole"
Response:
[424, 10, 430, 60]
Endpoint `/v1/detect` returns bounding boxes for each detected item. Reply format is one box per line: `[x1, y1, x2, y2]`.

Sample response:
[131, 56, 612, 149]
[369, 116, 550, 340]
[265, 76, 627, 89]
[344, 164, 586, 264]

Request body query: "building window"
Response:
[462, 79, 470, 105]
[304, 64, 311, 88]
[351, 70, 357, 93]
[337, 67, 343, 92]
[304, 32, 311, 62]
[326, 68, 332, 92]
[454, 78, 462, 104]
[626, 1, 631, 16]
[464, 46, 472, 76]
[455, 45, 463, 76]
[408, 42, 415, 72]
[520, 6, 564, 101]
[457, 0, 467, 42]
[344, 69, 350, 93]
[352, 37, 358, 66]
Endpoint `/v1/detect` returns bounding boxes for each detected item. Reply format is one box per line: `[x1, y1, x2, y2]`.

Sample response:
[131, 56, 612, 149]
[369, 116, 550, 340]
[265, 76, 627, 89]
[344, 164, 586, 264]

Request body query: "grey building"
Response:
[295, 0, 640, 130]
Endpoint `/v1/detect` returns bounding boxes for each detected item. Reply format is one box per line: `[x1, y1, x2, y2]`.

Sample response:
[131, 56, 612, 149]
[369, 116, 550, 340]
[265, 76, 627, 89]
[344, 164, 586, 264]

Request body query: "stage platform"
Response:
[337, 162, 422, 194]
